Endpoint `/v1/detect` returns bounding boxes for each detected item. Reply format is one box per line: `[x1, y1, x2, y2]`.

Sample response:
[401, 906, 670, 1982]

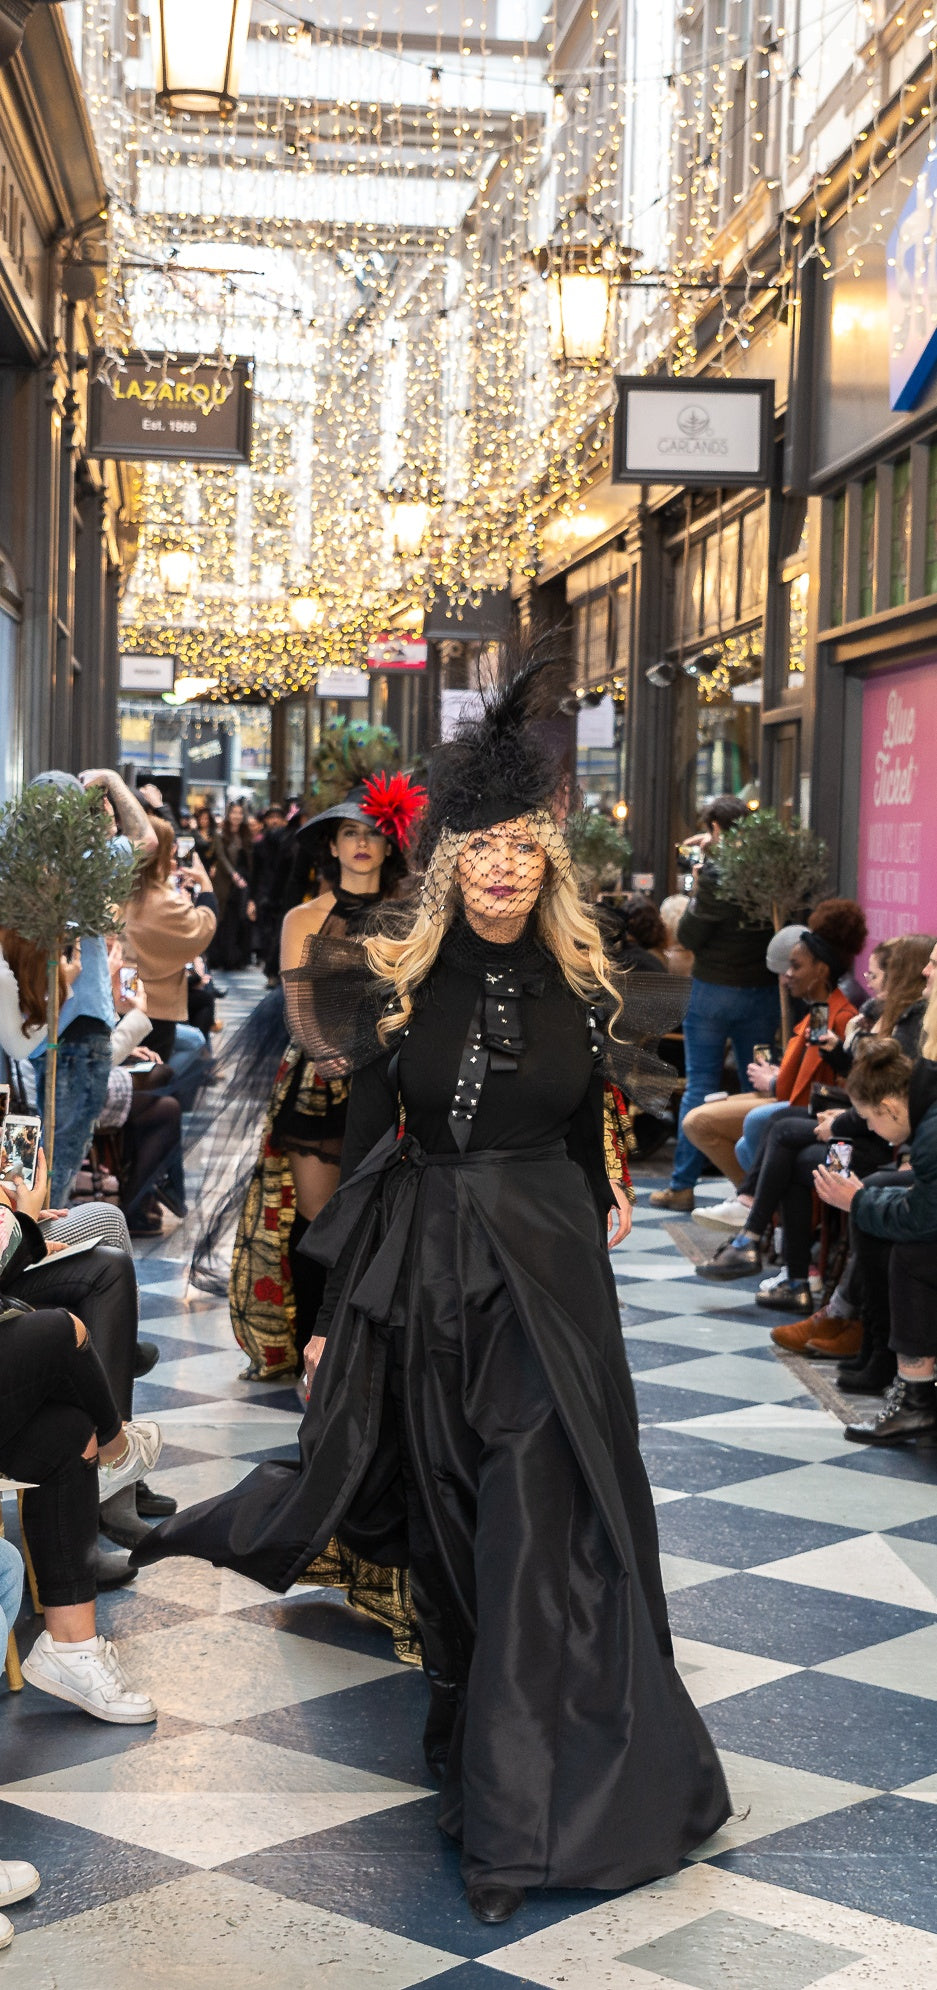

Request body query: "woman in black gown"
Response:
[135, 664, 731, 1923]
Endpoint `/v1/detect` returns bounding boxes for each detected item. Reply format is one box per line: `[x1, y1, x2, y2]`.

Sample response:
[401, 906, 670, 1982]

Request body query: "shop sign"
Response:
[856, 659, 937, 968]
[88, 353, 253, 464]
[612, 378, 774, 488]
[366, 635, 428, 670]
[0, 137, 44, 350]
[119, 653, 176, 693]
[314, 670, 368, 699]
[888, 150, 937, 411]
[576, 695, 615, 749]
[440, 688, 484, 738]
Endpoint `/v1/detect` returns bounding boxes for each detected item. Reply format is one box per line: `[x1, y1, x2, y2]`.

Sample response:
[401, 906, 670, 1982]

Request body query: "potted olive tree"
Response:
[713, 808, 828, 1043]
[566, 810, 632, 898]
[0, 784, 136, 1188]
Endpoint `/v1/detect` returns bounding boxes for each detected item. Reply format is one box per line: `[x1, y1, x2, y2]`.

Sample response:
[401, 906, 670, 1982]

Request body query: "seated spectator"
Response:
[682, 898, 867, 1202]
[832, 933, 933, 1067]
[814, 1041, 937, 1445]
[601, 894, 668, 973]
[29, 770, 158, 1205]
[0, 1298, 160, 1721]
[123, 820, 217, 1092]
[695, 1035, 894, 1310]
[0, 1149, 174, 1556]
[0, 1536, 39, 1951]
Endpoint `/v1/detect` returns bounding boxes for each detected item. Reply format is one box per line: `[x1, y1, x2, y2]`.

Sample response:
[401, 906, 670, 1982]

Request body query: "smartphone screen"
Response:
[0, 1115, 42, 1191]
[826, 1140, 853, 1176]
[176, 836, 194, 860]
[808, 1002, 830, 1044]
[753, 1044, 774, 1065]
[119, 966, 140, 1000]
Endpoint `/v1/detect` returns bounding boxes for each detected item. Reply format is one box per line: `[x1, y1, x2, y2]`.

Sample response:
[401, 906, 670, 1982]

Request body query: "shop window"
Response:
[574, 595, 609, 687]
[859, 475, 876, 619]
[927, 443, 937, 595]
[829, 491, 846, 627]
[890, 455, 911, 608]
[739, 506, 767, 617]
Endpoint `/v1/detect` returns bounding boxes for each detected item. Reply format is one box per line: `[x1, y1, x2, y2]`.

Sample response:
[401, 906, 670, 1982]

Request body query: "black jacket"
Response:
[853, 1059, 937, 1242]
[677, 861, 775, 988]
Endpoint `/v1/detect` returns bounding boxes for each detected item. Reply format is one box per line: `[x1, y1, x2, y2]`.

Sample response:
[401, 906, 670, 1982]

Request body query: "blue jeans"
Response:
[671, 980, 781, 1190]
[736, 1100, 788, 1177]
[164, 1023, 209, 1114]
[35, 1033, 114, 1205]
[0, 1534, 24, 1638]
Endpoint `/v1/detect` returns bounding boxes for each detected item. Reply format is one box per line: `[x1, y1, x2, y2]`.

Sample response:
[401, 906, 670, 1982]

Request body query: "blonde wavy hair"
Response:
[366, 811, 622, 1039]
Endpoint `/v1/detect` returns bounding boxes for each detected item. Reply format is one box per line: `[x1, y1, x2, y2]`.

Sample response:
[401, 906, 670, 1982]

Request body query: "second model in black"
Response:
[134, 660, 731, 1921]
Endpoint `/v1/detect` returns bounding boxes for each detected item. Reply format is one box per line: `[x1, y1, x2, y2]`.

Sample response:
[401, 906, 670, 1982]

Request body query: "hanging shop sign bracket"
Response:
[88, 353, 253, 464]
[612, 377, 774, 489]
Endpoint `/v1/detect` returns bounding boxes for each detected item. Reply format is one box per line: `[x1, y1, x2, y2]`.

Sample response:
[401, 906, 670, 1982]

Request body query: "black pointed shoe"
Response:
[755, 1279, 813, 1315]
[845, 1377, 937, 1445]
[466, 1884, 525, 1925]
[695, 1239, 760, 1282]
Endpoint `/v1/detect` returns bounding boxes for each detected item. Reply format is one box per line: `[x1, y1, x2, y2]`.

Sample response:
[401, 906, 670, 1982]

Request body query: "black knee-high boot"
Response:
[288, 1214, 328, 1362]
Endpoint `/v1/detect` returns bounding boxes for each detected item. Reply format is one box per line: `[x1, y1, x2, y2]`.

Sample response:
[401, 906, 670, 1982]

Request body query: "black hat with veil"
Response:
[282, 655, 690, 1111]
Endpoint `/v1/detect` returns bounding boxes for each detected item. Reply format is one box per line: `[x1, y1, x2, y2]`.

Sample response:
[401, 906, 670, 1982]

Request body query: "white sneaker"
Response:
[0, 1862, 39, 1908]
[694, 1198, 752, 1232]
[0, 1913, 12, 1951]
[97, 1419, 163, 1503]
[22, 1631, 156, 1725]
[758, 1267, 790, 1295]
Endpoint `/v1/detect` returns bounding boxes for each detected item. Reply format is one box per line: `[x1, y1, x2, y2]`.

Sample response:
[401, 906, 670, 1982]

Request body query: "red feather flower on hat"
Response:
[360, 771, 427, 850]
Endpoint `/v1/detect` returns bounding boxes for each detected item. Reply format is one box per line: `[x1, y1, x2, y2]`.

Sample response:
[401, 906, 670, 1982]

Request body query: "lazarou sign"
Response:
[88, 353, 253, 464]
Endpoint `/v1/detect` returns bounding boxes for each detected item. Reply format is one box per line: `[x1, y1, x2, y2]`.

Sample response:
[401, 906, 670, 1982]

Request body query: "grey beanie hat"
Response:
[765, 924, 804, 976]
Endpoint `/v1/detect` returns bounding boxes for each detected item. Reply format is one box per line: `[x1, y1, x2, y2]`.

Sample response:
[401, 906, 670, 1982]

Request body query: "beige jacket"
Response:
[123, 881, 217, 1022]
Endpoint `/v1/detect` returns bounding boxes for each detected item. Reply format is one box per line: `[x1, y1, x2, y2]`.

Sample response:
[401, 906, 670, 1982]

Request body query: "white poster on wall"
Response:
[576, 695, 615, 749]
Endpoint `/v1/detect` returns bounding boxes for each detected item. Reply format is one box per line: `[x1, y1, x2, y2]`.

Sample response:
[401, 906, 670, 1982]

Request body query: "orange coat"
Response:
[775, 985, 857, 1107]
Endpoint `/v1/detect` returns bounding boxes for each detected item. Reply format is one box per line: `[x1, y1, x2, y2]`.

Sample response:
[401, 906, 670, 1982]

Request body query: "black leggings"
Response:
[0, 1310, 122, 1606]
[122, 1091, 183, 1225]
[746, 1112, 889, 1282]
[6, 1245, 139, 1419]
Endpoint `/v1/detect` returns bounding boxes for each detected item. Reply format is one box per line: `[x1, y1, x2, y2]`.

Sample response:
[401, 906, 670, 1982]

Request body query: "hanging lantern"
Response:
[289, 594, 323, 632]
[151, 0, 252, 120]
[158, 547, 197, 594]
[384, 484, 433, 560]
[533, 201, 632, 367]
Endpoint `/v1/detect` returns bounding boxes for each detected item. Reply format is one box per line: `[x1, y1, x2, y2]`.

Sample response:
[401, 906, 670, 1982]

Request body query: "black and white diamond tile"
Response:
[1, 1144, 936, 1985]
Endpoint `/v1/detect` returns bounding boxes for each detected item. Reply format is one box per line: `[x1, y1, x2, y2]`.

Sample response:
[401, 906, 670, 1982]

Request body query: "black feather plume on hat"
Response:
[417, 652, 567, 857]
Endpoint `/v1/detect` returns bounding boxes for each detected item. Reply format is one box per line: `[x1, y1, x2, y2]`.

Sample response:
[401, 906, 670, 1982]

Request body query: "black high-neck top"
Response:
[341, 918, 599, 1177]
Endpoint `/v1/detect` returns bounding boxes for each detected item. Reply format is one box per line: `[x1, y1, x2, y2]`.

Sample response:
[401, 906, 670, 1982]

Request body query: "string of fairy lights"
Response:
[71, 0, 937, 701]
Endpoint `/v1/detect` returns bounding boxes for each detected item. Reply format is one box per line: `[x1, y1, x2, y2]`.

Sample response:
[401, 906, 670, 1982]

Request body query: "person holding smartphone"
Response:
[123, 819, 218, 1067]
[815, 1041, 937, 1444]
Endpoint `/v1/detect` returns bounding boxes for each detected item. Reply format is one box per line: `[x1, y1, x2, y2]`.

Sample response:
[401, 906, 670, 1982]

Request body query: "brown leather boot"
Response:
[649, 1186, 695, 1212]
[770, 1303, 857, 1354]
[805, 1319, 863, 1359]
[770, 1307, 832, 1352]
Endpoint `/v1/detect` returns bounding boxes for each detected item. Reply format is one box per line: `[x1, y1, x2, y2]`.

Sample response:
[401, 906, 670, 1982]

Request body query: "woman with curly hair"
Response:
[135, 661, 728, 1927]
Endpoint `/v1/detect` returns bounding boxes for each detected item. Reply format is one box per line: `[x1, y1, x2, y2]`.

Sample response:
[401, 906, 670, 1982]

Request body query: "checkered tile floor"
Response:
[2, 1083, 937, 1984]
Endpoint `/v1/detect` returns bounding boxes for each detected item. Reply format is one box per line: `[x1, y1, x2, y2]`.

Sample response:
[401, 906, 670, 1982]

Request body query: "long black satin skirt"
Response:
[134, 1136, 731, 1891]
